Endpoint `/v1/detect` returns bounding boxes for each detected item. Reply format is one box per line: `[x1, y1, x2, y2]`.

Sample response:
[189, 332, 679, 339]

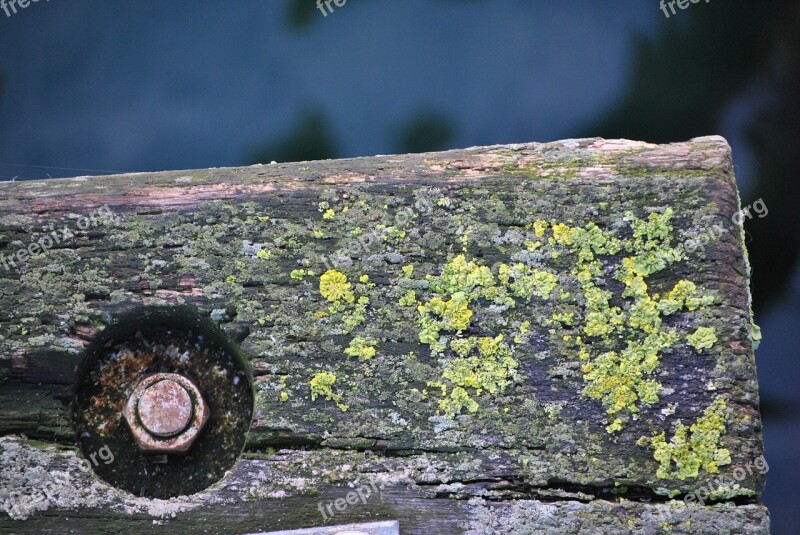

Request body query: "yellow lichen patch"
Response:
[537, 210, 715, 432]
[344, 336, 377, 360]
[428, 383, 479, 415]
[427, 254, 495, 297]
[581, 331, 677, 426]
[622, 208, 684, 277]
[550, 313, 574, 326]
[641, 397, 731, 480]
[309, 372, 348, 412]
[547, 221, 621, 263]
[417, 292, 473, 354]
[442, 335, 517, 397]
[687, 326, 718, 352]
[658, 280, 715, 315]
[398, 290, 417, 307]
[531, 219, 549, 238]
[318, 270, 370, 334]
[319, 270, 355, 304]
[341, 296, 369, 332]
[497, 263, 558, 300]
[290, 269, 311, 280]
[413, 255, 534, 415]
[382, 226, 406, 240]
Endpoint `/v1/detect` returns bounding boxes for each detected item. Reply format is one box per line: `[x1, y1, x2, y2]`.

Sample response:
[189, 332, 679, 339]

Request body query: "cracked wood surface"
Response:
[0, 137, 768, 533]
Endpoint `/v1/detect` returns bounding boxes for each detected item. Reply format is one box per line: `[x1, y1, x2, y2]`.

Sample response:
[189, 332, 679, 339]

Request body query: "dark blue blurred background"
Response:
[1, 1, 797, 532]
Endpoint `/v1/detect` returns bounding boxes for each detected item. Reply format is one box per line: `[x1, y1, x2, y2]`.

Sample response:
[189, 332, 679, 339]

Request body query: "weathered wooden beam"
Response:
[0, 137, 768, 533]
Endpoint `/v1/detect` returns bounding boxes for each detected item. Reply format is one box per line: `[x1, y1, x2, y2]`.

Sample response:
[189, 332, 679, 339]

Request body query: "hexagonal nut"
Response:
[123, 372, 210, 453]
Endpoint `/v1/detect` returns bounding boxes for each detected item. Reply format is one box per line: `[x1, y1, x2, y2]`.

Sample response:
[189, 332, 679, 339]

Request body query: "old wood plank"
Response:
[0, 137, 768, 532]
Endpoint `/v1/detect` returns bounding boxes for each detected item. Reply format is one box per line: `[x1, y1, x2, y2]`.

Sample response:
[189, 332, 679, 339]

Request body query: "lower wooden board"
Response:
[0, 437, 769, 534]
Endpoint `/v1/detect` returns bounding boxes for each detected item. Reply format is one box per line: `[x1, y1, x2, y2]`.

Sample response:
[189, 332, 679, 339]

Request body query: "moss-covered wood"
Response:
[0, 136, 768, 533]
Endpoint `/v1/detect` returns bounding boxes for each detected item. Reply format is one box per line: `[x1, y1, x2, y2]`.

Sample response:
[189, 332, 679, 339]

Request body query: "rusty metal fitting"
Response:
[123, 372, 210, 453]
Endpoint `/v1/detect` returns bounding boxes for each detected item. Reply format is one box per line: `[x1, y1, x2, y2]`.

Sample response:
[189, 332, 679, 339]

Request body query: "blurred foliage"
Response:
[587, 0, 776, 143]
[249, 109, 338, 164]
[745, 4, 800, 310]
[586, 0, 799, 310]
[287, 0, 485, 29]
[250, 108, 455, 163]
[395, 111, 456, 154]
[286, 0, 320, 29]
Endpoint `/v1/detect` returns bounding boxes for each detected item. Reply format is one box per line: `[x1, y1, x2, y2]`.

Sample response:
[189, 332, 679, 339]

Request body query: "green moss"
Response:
[687, 327, 718, 352]
[309, 372, 349, 412]
[642, 397, 731, 480]
[344, 336, 377, 360]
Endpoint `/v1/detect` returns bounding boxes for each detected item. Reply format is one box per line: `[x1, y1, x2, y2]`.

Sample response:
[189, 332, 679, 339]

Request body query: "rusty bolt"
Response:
[123, 372, 209, 453]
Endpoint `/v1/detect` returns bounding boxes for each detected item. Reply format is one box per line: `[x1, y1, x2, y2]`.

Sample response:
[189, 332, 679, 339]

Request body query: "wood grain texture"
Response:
[0, 136, 768, 533]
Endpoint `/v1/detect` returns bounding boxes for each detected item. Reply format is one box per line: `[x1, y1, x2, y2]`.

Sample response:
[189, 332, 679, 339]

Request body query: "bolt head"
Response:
[138, 379, 193, 437]
[123, 373, 209, 453]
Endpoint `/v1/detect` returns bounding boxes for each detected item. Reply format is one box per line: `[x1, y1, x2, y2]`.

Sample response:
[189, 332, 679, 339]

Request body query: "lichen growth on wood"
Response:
[533, 209, 717, 433]
[410, 254, 559, 416]
[344, 336, 377, 360]
[319, 269, 355, 304]
[641, 397, 731, 480]
[309, 372, 348, 412]
[687, 327, 718, 352]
